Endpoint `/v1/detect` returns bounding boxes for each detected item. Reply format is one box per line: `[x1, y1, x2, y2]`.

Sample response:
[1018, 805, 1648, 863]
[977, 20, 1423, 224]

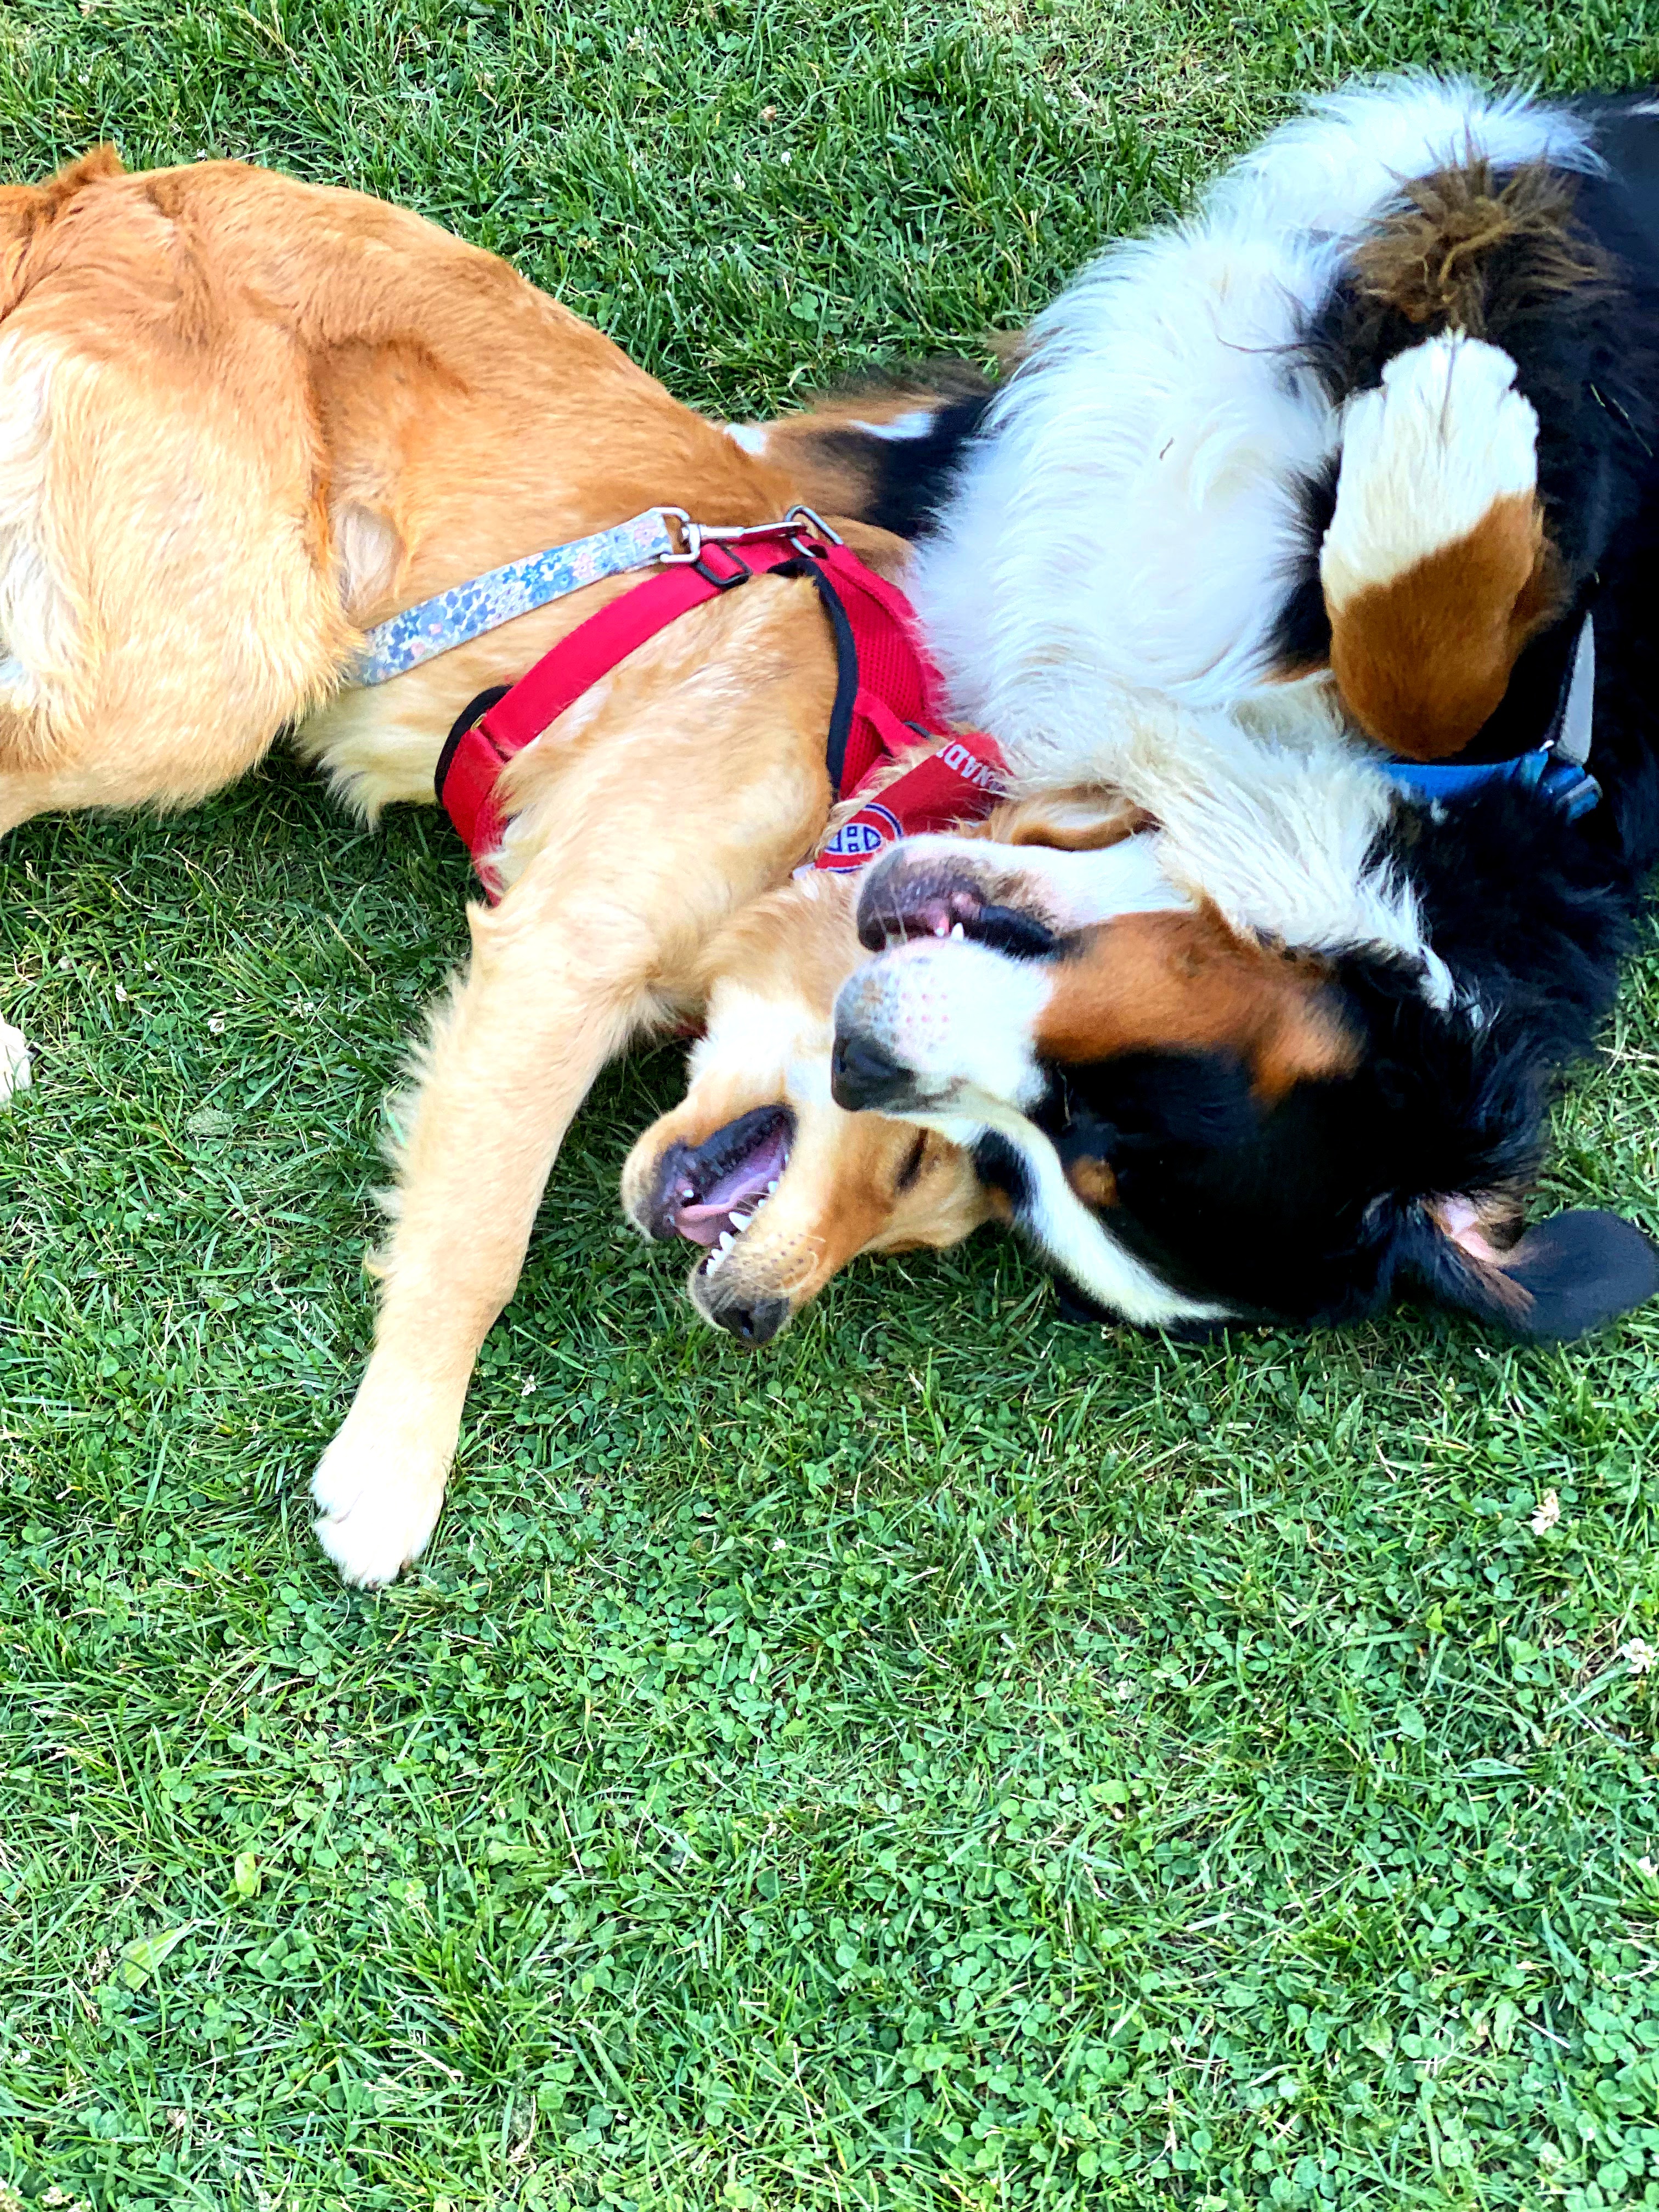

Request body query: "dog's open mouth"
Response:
[660, 1105, 795, 1273]
[857, 871, 1058, 961]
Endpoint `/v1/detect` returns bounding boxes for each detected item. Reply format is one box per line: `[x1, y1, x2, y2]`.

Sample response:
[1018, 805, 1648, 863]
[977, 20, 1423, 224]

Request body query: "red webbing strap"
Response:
[436, 521, 1005, 900]
[803, 541, 956, 797]
[437, 536, 804, 894]
[815, 730, 1010, 870]
[792, 541, 1009, 867]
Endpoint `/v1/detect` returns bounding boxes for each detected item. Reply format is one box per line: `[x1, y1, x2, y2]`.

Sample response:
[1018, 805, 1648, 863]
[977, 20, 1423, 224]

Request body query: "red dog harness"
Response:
[433, 510, 1008, 899]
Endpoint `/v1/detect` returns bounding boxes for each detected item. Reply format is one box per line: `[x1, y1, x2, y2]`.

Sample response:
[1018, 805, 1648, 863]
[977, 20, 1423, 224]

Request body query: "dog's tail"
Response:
[732, 356, 1005, 539]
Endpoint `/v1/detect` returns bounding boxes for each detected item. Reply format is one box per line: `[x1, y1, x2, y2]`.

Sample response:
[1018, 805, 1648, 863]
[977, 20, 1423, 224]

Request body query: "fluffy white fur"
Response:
[912, 76, 1596, 758]
[687, 980, 834, 1106]
[1322, 335, 1541, 608]
[1007, 691, 1457, 1007]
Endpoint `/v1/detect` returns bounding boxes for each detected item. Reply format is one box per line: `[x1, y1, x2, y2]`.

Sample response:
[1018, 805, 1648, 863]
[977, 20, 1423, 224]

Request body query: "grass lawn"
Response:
[4, 0, 1659, 2205]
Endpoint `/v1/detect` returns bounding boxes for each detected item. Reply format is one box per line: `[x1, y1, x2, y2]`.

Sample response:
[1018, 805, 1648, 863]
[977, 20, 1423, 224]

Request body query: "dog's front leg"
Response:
[310, 890, 642, 1586]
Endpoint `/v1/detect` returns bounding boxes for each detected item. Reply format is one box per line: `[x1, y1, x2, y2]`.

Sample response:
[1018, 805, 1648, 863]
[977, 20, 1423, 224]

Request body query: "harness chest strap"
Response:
[433, 538, 804, 881]
[814, 733, 1009, 870]
[432, 516, 1010, 899]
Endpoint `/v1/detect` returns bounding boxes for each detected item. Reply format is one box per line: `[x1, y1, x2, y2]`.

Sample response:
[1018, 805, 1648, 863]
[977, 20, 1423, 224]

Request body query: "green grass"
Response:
[3, 0, 1659, 2205]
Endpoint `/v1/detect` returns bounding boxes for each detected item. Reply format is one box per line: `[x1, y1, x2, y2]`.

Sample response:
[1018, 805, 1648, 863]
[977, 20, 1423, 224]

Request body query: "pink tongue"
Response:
[674, 1121, 792, 1244]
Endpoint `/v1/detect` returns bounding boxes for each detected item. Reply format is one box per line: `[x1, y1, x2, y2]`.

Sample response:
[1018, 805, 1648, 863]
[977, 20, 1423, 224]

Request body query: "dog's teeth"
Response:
[718, 1230, 735, 1251]
[729, 1210, 752, 1231]
[933, 918, 949, 937]
[950, 921, 965, 940]
[766, 1178, 778, 1194]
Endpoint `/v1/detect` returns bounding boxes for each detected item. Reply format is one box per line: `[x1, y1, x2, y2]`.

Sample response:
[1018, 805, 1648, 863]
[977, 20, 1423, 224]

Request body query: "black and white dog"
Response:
[811, 76, 1659, 1340]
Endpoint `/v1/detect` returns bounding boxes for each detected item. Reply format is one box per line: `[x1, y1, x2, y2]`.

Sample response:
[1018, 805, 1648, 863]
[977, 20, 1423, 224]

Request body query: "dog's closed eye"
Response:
[893, 1128, 932, 1193]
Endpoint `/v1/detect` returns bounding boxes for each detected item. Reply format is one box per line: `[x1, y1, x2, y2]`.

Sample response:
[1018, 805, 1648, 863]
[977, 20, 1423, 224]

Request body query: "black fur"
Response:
[865, 95, 1659, 1340]
[803, 363, 997, 539]
[1014, 88, 1659, 1336]
[1015, 714, 1659, 1335]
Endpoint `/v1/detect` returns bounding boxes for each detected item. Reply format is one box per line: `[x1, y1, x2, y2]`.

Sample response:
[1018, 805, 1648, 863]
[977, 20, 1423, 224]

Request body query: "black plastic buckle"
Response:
[691, 541, 754, 591]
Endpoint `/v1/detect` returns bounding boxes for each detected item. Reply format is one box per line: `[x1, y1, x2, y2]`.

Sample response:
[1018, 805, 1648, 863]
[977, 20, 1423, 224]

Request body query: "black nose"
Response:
[831, 1031, 912, 1111]
[709, 1294, 791, 1348]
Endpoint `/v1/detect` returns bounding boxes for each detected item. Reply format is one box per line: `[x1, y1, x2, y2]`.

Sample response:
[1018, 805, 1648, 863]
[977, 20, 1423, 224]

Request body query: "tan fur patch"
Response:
[990, 786, 1151, 852]
[1065, 1157, 1119, 1209]
[622, 871, 994, 1328]
[1352, 160, 1609, 336]
[1036, 904, 1358, 1102]
[1328, 490, 1562, 759]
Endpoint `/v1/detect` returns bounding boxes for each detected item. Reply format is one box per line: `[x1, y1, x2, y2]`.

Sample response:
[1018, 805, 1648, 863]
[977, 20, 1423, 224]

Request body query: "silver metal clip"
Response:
[658, 503, 844, 565]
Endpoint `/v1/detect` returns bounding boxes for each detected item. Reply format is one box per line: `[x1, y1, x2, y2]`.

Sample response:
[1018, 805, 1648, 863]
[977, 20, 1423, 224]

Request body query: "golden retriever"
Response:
[0, 146, 969, 1583]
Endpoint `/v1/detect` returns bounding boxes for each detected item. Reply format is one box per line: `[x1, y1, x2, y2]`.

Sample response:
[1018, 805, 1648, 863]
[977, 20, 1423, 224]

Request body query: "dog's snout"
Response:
[708, 1293, 791, 1348]
[831, 1030, 913, 1111]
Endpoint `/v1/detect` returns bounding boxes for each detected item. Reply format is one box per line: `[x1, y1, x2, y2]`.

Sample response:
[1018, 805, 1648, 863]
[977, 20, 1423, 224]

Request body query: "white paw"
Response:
[0, 1019, 32, 1102]
[311, 1413, 449, 1587]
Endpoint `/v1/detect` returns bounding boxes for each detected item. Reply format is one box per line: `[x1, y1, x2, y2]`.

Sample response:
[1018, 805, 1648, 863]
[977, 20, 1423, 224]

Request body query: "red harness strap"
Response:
[434, 516, 1007, 899]
[813, 733, 1009, 871]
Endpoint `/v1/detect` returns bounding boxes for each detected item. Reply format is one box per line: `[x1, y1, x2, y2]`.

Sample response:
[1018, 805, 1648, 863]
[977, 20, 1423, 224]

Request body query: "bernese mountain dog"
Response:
[815, 77, 1659, 1341]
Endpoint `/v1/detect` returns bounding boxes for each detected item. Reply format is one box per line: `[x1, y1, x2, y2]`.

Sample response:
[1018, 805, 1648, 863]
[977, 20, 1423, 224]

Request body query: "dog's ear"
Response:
[1400, 1198, 1658, 1341]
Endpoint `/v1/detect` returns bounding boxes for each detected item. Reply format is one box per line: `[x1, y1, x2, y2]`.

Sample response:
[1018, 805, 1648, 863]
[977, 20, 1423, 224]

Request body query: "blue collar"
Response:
[1379, 615, 1599, 822]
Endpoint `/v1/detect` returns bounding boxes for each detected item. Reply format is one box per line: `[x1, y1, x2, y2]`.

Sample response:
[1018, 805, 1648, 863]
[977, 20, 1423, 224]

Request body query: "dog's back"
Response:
[736, 358, 998, 541]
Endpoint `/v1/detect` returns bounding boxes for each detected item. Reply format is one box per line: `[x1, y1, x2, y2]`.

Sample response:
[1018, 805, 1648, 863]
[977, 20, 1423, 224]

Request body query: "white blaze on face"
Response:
[972, 1102, 1234, 1330]
[836, 934, 1054, 1114]
[842, 829, 1192, 1113]
[1321, 333, 1541, 612]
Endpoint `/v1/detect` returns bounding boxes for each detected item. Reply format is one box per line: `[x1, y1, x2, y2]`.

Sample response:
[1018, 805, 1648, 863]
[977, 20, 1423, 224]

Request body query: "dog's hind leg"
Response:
[0, 286, 352, 1091]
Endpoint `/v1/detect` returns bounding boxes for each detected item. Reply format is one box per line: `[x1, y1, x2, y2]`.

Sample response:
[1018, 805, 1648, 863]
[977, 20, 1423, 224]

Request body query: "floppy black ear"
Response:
[1403, 1207, 1659, 1341]
[1064, 1049, 1259, 1153]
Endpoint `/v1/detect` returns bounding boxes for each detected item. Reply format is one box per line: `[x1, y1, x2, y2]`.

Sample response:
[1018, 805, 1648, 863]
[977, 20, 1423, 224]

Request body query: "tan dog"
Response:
[623, 787, 1147, 1335]
[0, 148, 943, 1583]
[620, 872, 997, 1341]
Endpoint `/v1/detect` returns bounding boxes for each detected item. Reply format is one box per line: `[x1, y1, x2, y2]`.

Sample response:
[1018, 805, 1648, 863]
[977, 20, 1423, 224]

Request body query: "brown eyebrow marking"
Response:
[1035, 904, 1359, 1101]
[894, 1127, 931, 1193]
[1064, 1157, 1119, 1209]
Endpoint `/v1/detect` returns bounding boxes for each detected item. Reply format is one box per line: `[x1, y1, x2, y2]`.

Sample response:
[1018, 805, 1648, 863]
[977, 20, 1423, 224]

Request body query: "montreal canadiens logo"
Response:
[819, 801, 903, 870]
